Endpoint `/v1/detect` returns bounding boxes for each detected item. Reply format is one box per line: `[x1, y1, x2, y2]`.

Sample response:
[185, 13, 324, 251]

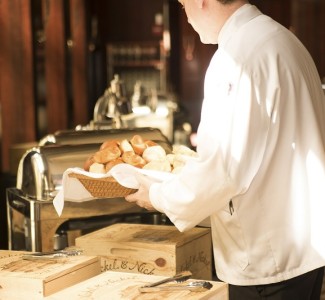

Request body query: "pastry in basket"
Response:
[84, 134, 198, 174]
[70, 135, 198, 198]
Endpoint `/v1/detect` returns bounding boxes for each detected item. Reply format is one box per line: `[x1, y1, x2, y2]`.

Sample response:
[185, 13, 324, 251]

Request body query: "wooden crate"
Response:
[0, 250, 101, 299]
[75, 223, 212, 280]
[47, 271, 228, 300]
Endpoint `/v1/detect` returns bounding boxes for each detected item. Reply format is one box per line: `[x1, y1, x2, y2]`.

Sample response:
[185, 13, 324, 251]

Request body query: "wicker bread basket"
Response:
[68, 173, 137, 198]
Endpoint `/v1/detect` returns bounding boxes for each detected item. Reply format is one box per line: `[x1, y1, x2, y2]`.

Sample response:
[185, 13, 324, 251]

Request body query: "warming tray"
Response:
[17, 127, 170, 201]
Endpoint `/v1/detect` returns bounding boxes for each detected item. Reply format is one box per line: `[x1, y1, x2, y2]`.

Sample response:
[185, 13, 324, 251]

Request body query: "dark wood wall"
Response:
[0, 0, 37, 172]
[0, 0, 324, 174]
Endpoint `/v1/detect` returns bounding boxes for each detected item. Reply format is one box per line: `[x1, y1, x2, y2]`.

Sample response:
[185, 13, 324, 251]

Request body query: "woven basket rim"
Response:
[68, 172, 136, 198]
[68, 172, 117, 182]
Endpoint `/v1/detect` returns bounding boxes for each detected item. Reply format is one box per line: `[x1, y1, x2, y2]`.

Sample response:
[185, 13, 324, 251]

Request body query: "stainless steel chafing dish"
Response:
[7, 127, 171, 252]
[16, 143, 100, 201]
[24, 127, 170, 201]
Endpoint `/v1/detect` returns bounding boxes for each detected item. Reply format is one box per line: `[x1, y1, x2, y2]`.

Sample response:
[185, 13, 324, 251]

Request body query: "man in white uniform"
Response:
[126, 0, 325, 298]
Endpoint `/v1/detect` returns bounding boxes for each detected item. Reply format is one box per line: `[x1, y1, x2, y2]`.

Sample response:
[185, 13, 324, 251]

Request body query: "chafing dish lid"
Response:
[16, 143, 100, 201]
[39, 127, 170, 146]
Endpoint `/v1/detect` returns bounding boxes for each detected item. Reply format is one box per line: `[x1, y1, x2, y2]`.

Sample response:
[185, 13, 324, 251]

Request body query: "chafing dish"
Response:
[20, 127, 170, 201]
[16, 143, 101, 201]
[7, 127, 171, 252]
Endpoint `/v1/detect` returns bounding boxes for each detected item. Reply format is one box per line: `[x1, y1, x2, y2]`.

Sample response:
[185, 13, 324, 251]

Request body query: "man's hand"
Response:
[125, 174, 156, 211]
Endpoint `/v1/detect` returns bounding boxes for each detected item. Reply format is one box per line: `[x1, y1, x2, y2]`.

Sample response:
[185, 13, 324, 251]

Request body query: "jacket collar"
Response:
[217, 4, 262, 46]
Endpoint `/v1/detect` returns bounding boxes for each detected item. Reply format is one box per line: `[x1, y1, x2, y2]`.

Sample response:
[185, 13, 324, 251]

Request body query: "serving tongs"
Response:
[138, 271, 212, 293]
[22, 248, 83, 261]
[140, 271, 192, 289]
[139, 280, 213, 293]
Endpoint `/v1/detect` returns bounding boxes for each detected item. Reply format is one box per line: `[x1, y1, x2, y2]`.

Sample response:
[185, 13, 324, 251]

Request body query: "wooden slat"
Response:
[0, 0, 36, 173]
[70, 0, 89, 127]
[44, 0, 69, 133]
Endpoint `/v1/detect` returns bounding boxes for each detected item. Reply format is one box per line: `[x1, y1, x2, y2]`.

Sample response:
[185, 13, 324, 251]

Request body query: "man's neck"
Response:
[213, 0, 249, 38]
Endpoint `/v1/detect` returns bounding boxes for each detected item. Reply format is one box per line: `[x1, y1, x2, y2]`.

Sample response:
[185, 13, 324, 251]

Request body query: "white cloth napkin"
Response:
[53, 163, 174, 216]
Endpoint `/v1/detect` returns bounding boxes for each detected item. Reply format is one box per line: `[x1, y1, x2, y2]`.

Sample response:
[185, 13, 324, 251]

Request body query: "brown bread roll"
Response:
[93, 145, 122, 164]
[130, 134, 147, 155]
[99, 139, 120, 150]
[105, 157, 124, 172]
[122, 151, 146, 168]
[84, 154, 95, 171]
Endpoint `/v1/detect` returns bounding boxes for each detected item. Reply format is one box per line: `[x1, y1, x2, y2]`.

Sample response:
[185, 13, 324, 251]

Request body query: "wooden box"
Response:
[75, 223, 212, 280]
[0, 250, 101, 299]
[47, 271, 228, 300]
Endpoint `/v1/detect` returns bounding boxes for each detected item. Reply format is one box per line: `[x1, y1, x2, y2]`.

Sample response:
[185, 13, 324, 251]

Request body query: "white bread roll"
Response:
[89, 162, 106, 174]
[143, 159, 172, 172]
[172, 144, 198, 157]
[119, 139, 134, 153]
[142, 145, 166, 162]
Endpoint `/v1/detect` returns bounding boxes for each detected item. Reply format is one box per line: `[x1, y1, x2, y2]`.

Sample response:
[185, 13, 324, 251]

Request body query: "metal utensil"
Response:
[22, 248, 83, 261]
[140, 271, 192, 289]
[139, 280, 213, 293]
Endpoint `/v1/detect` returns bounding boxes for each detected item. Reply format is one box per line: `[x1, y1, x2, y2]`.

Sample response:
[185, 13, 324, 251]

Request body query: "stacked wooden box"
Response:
[0, 250, 101, 299]
[76, 223, 212, 280]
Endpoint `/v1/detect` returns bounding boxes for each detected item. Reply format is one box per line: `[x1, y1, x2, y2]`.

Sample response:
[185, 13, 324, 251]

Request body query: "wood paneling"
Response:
[291, 0, 325, 80]
[92, 0, 165, 43]
[176, 5, 217, 131]
[0, 0, 36, 172]
[70, 0, 89, 126]
[250, 0, 292, 28]
[251, 0, 324, 78]
[44, 0, 69, 133]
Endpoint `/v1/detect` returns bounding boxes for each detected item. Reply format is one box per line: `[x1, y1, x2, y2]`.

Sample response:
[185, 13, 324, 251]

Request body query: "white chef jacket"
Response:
[150, 4, 325, 286]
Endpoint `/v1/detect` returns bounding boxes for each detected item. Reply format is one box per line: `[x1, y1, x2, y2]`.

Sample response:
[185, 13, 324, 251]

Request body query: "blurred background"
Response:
[0, 0, 324, 249]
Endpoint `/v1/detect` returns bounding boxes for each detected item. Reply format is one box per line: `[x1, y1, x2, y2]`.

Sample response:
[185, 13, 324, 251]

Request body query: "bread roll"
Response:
[99, 139, 120, 150]
[130, 134, 147, 155]
[143, 159, 172, 172]
[144, 140, 158, 147]
[119, 139, 134, 153]
[142, 145, 166, 162]
[89, 162, 106, 174]
[84, 155, 95, 171]
[93, 145, 121, 163]
[105, 157, 124, 172]
[172, 144, 198, 157]
[122, 151, 146, 168]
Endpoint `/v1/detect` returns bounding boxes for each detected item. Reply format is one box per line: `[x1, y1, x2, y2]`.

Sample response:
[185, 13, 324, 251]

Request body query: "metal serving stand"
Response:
[7, 128, 171, 252]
